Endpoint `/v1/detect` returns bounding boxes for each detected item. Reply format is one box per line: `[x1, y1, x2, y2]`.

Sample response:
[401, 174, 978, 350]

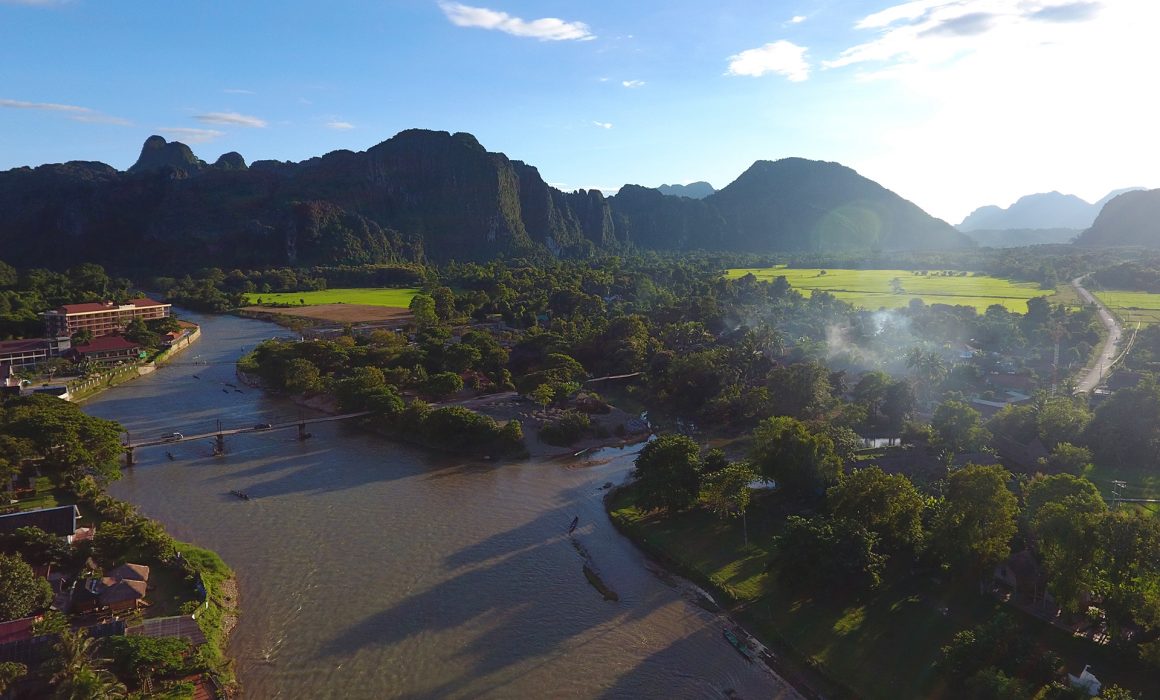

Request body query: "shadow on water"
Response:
[319, 485, 668, 697]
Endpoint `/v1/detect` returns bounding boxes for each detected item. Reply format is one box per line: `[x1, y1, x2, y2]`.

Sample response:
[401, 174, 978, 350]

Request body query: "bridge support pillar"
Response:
[214, 434, 225, 456]
[298, 422, 311, 441]
[124, 447, 134, 467]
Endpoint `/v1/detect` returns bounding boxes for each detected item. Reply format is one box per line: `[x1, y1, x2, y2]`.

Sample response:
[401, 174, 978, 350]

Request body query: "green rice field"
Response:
[242, 287, 420, 308]
[1091, 290, 1160, 326]
[724, 266, 1059, 313]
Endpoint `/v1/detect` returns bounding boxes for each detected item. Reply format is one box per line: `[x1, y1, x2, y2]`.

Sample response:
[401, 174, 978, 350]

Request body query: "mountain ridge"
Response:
[0, 130, 971, 272]
[958, 188, 1143, 232]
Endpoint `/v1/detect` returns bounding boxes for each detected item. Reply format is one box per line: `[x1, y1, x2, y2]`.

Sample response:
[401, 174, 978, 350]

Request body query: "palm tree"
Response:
[905, 347, 947, 404]
[46, 629, 126, 700]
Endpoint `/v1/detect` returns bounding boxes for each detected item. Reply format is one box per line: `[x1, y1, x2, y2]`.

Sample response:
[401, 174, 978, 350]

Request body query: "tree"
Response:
[702, 461, 757, 544]
[104, 635, 189, 684]
[930, 464, 1017, 575]
[1024, 474, 1107, 612]
[749, 416, 841, 495]
[1096, 511, 1160, 640]
[1036, 397, 1092, 449]
[775, 515, 886, 595]
[828, 467, 925, 553]
[1038, 442, 1092, 475]
[0, 662, 25, 695]
[408, 293, 438, 329]
[0, 553, 52, 622]
[423, 371, 463, 400]
[906, 347, 948, 403]
[282, 358, 323, 394]
[632, 434, 703, 512]
[932, 400, 990, 454]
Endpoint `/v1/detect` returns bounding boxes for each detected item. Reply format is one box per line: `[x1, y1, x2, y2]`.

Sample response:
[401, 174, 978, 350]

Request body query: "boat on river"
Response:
[723, 628, 756, 662]
[230, 490, 251, 501]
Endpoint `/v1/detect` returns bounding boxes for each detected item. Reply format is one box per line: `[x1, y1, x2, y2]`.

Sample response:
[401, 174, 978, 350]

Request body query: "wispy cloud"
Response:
[828, 0, 1105, 70]
[592, 121, 612, 129]
[326, 121, 355, 130]
[789, 15, 807, 24]
[726, 41, 810, 81]
[194, 111, 267, 128]
[157, 128, 225, 143]
[223, 88, 255, 95]
[438, 2, 595, 41]
[621, 80, 645, 88]
[0, 98, 131, 125]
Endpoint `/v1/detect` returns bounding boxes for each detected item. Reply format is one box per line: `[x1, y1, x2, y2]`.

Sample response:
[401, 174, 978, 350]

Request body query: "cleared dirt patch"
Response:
[239, 303, 413, 324]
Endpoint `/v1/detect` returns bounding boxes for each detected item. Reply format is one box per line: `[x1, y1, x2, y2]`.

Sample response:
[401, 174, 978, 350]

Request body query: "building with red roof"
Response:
[42, 298, 170, 338]
[68, 335, 145, 364]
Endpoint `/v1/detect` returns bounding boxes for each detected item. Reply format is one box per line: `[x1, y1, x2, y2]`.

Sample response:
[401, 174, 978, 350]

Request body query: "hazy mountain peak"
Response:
[959, 188, 1145, 232]
[655, 181, 715, 199]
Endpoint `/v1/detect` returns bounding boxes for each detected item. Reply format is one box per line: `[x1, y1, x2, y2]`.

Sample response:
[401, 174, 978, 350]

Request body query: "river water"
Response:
[84, 311, 796, 699]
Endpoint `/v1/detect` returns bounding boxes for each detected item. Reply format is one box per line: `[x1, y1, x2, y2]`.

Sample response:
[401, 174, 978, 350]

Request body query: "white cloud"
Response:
[326, 121, 355, 130]
[194, 111, 268, 128]
[223, 88, 255, 95]
[592, 121, 612, 129]
[621, 80, 645, 88]
[438, 2, 595, 41]
[726, 41, 810, 81]
[828, 1, 1107, 70]
[836, 2, 1159, 221]
[0, 98, 130, 125]
[789, 15, 807, 24]
[157, 128, 225, 143]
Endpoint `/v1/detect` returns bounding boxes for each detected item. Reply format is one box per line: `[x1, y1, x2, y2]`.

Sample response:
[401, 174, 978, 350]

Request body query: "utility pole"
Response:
[214, 419, 225, 457]
[1111, 480, 1126, 509]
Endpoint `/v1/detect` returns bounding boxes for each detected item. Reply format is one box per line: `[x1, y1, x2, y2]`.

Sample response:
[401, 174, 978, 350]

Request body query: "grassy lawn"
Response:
[1092, 290, 1160, 326]
[8, 476, 66, 511]
[242, 287, 420, 308]
[724, 267, 1063, 314]
[609, 487, 1154, 699]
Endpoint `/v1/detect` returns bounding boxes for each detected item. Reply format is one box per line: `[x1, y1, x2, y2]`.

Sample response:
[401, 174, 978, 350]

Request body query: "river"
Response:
[84, 310, 796, 699]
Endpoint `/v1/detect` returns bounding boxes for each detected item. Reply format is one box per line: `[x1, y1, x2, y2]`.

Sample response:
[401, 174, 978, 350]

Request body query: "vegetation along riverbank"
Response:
[215, 251, 1158, 698]
[0, 394, 238, 698]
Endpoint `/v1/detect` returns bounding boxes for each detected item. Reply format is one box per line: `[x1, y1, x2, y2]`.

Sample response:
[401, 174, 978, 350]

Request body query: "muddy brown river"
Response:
[85, 310, 796, 699]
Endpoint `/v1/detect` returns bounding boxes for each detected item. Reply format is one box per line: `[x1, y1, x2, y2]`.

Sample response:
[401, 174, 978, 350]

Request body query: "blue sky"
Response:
[0, 0, 1154, 223]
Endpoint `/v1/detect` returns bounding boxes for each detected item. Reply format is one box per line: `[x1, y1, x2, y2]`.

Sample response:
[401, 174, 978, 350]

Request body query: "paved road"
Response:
[1072, 275, 1122, 394]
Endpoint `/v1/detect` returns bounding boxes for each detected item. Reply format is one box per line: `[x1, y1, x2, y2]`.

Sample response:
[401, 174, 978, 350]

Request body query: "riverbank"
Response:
[68, 324, 202, 403]
[606, 486, 833, 700]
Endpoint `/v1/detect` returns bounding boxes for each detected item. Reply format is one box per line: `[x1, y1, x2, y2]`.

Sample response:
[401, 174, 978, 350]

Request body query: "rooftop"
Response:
[53, 298, 169, 315]
[0, 505, 79, 537]
[72, 335, 142, 354]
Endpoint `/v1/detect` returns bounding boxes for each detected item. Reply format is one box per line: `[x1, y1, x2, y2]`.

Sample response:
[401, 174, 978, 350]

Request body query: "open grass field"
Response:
[724, 266, 1061, 313]
[1092, 290, 1160, 326]
[242, 287, 420, 308]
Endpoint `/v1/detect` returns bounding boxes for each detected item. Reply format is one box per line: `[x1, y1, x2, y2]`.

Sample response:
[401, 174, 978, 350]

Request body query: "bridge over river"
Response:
[123, 411, 371, 462]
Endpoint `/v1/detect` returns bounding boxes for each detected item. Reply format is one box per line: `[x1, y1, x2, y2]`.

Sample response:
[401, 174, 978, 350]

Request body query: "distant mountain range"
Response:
[655, 182, 715, 199]
[0, 130, 971, 272]
[958, 188, 1142, 233]
[1075, 189, 1160, 247]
